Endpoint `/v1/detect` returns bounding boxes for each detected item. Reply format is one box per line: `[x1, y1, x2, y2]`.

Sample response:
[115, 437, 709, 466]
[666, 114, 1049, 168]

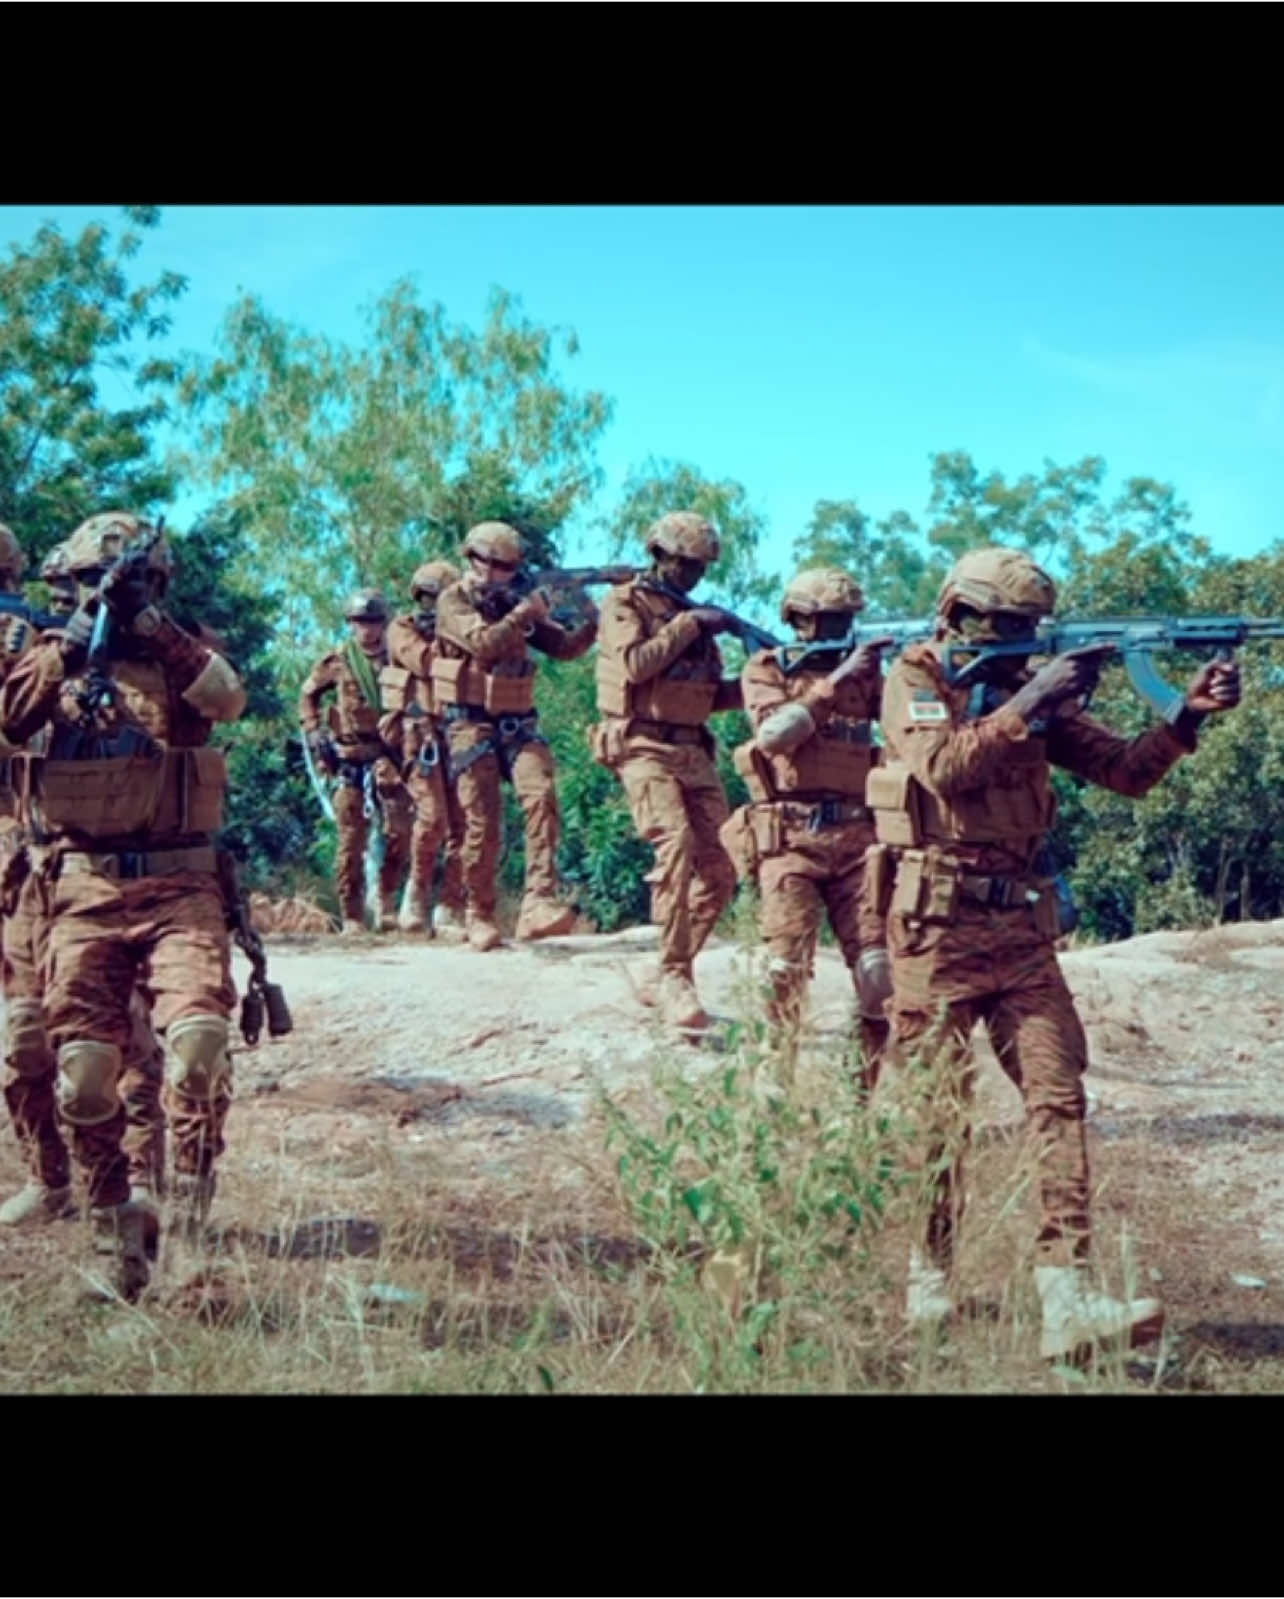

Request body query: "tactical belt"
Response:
[821, 720, 872, 746]
[444, 708, 546, 782]
[627, 719, 707, 746]
[58, 843, 219, 881]
[334, 740, 384, 764]
[956, 870, 1042, 910]
[766, 797, 872, 833]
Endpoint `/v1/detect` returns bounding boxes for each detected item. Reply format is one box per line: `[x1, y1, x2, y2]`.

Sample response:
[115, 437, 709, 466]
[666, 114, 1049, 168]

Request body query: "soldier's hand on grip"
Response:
[689, 605, 735, 634]
[829, 634, 896, 687]
[515, 587, 551, 625]
[1, 617, 32, 659]
[1008, 642, 1115, 723]
[1185, 657, 1241, 716]
[100, 564, 152, 624]
[60, 604, 96, 664]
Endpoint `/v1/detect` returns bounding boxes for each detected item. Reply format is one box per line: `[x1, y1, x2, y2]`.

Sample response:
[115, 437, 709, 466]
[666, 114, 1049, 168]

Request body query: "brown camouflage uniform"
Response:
[0, 612, 247, 1212]
[875, 641, 1198, 1270]
[381, 611, 465, 921]
[728, 647, 886, 1076]
[593, 579, 741, 992]
[1, 620, 165, 1205]
[433, 577, 595, 931]
[298, 645, 412, 925]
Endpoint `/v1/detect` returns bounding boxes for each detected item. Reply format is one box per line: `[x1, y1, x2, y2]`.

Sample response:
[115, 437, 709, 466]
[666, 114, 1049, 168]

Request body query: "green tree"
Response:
[0, 206, 185, 558]
[176, 280, 612, 665]
[791, 499, 946, 615]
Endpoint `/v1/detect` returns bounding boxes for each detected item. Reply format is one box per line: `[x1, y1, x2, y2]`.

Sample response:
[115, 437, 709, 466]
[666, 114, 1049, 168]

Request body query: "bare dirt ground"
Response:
[3, 916, 1284, 1392]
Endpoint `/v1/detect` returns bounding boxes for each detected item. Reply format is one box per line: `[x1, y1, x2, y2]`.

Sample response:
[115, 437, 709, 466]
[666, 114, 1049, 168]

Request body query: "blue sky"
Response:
[5, 204, 1282, 575]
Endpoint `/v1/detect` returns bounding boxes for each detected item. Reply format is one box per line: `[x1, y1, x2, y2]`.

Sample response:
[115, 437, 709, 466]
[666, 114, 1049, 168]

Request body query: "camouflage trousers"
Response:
[887, 905, 1090, 1271]
[332, 777, 412, 922]
[445, 719, 561, 918]
[617, 737, 736, 977]
[2, 857, 164, 1194]
[40, 861, 237, 1208]
[752, 813, 888, 1079]
[404, 760, 465, 914]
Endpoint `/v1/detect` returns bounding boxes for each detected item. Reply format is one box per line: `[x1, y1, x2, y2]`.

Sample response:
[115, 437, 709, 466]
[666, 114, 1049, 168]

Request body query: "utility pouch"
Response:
[733, 739, 774, 802]
[719, 804, 757, 881]
[23, 752, 165, 839]
[378, 664, 412, 714]
[430, 655, 467, 706]
[482, 671, 534, 716]
[889, 849, 958, 923]
[862, 841, 895, 917]
[866, 762, 922, 848]
[747, 804, 783, 861]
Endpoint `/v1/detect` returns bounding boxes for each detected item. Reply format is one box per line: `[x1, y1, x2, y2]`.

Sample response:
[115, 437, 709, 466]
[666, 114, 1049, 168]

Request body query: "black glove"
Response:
[60, 605, 96, 666]
[99, 564, 152, 624]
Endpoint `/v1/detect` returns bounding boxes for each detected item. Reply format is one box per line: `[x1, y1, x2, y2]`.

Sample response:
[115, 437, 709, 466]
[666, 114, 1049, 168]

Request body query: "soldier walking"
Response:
[872, 545, 1240, 1358]
[592, 512, 742, 1032]
[381, 562, 466, 934]
[299, 589, 412, 934]
[433, 523, 595, 952]
[726, 567, 893, 1084]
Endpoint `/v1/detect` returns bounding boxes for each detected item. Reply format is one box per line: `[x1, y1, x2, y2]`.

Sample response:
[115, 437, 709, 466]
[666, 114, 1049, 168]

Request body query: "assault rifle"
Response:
[493, 563, 782, 652]
[779, 617, 936, 676]
[76, 517, 168, 725]
[0, 591, 62, 635]
[939, 615, 1284, 724]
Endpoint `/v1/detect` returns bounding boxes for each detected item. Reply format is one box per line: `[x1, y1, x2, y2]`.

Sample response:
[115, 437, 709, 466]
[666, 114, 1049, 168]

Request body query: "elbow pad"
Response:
[182, 654, 247, 721]
[756, 700, 816, 755]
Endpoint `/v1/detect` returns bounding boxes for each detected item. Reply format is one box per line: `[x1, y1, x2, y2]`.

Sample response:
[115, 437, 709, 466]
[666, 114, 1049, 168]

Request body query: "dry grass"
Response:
[249, 892, 335, 936]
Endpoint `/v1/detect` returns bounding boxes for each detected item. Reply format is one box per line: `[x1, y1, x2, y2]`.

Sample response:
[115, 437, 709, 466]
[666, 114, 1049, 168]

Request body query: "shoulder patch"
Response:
[907, 699, 950, 724]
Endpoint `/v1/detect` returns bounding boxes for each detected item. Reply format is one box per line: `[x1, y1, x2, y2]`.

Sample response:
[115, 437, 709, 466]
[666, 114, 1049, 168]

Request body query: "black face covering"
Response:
[814, 612, 851, 642]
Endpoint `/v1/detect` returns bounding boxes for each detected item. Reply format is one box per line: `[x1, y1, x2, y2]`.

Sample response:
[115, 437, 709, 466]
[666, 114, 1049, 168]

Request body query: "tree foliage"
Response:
[176, 281, 613, 667]
[0, 206, 185, 556]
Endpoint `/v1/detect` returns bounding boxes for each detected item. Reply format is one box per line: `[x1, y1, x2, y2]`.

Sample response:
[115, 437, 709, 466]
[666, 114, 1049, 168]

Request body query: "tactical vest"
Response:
[735, 660, 875, 800]
[378, 663, 434, 717]
[596, 582, 722, 727]
[12, 746, 227, 841]
[869, 646, 1054, 849]
[430, 652, 536, 716]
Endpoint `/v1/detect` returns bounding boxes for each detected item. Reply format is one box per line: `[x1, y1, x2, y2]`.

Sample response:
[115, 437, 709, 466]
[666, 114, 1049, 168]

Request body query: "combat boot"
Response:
[89, 1202, 150, 1302]
[0, 1181, 77, 1227]
[1034, 1265, 1164, 1361]
[432, 902, 465, 936]
[341, 917, 366, 937]
[907, 1249, 954, 1330]
[658, 969, 710, 1033]
[129, 1184, 163, 1261]
[514, 895, 575, 942]
[398, 880, 432, 933]
[378, 891, 399, 933]
[466, 912, 503, 953]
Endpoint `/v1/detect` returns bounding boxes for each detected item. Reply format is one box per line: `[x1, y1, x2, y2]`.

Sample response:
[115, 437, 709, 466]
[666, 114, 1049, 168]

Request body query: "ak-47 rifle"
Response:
[216, 850, 293, 1045]
[0, 592, 62, 634]
[74, 517, 168, 728]
[778, 617, 937, 676]
[938, 615, 1284, 724]
[498, 563, 784, 653]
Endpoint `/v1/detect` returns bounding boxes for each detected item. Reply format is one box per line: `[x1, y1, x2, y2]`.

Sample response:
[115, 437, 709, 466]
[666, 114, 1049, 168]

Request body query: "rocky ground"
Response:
[3, 915, 1283, 1391]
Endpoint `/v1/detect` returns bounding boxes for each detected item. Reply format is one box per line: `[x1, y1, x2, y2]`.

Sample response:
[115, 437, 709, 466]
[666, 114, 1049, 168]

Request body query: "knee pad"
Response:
[855, 947, 893, 1020]
[55, 1039, 123, 1126]
[165, 1014, 232, 1102]
[4, 998, 51, 1080]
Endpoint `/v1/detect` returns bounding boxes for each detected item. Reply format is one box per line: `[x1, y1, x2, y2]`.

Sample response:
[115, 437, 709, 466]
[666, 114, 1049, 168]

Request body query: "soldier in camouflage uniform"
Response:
[872, 545, 1240, 1358]
[725, 567, 894, 1086]
[299, 589, 412, 935]
[434, 523, 595, 952]
[0, 536, 167, 1229]
[592, 512, 742, 1032]
[0, 512, 248, 1300]
[381, 561, 466, 934]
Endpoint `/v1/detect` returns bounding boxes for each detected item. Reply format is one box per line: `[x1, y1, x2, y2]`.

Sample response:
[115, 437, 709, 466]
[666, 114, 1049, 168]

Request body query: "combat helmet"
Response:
[462, 522, 524, 566]
[344, 588, 389, 623]
[644, 511, 720, 566]
[411, 560, 461, 602]
[0, 523, 27, 581]
[40, 541, 71, 582]
[935, 546, 1055, 638]
[63, 512, 172, 582]
[780, 567, 864, 627]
